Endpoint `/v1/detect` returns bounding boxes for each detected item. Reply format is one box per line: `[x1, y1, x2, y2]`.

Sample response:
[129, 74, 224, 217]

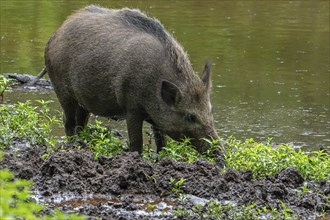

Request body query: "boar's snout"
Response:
[191, 128, 219, 154]
[208, 128, 219, 140]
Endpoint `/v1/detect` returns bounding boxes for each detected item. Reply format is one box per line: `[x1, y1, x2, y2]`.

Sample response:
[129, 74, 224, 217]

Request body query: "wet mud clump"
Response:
[1, 145, 329, 219]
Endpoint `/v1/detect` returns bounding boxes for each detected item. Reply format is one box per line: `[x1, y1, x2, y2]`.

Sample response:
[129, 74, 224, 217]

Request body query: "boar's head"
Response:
[155, 62, 218, 153]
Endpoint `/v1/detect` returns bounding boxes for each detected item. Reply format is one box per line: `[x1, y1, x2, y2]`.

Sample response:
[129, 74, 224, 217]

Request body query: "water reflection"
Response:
[1, 1, 329, 150]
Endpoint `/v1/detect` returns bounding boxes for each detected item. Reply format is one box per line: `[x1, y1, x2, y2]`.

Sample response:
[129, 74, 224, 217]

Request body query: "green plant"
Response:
[74, 120, 128, 159]
[158, 138, 200, 162]
[216, 137, 330, 181]
[0, 169, 42, 219]
[202, 200, 225, 219]
[169, 177, 185, 194]
[280, 201, 294, 219]
[0, 168, 84, 220]
[146, 203, 156, 212]
[300, 182, 309, 194]
[0, 100, 61, 150]
[145, 135, 329, 183]
[172, 193, 191, 219]
[170, 177, 191, 218]
[0, 75, 12, 102]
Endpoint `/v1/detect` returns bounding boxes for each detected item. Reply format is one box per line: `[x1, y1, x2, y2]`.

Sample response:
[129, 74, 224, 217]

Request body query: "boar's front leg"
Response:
[126, 112, 144, 154]
[152, 126, 167, 153]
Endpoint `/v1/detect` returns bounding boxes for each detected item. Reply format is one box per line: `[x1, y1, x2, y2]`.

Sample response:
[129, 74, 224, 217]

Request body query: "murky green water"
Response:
[1, 1, 329, 150]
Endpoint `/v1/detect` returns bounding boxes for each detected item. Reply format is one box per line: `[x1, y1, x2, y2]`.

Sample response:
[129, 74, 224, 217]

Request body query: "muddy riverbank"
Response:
[1, 141, 329, 219]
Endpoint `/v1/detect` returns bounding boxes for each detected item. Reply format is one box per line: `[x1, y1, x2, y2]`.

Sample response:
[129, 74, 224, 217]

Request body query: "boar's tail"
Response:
[26, 67, 47, 86]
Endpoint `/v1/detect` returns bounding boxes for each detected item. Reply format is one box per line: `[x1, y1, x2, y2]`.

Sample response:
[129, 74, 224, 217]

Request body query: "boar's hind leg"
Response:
[152, 126, 167, 153]
[75, 106, 90, 133]
[126, 112, 144, 154]
[61, 101, 77, 136]
[60, 99, 87, 136]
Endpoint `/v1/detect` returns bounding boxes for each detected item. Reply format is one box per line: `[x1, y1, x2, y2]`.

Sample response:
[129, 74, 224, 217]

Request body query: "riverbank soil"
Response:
[1, 143, 329, 219]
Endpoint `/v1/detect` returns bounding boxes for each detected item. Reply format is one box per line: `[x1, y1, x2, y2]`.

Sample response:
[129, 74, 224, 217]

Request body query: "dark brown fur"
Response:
[45, 5, 218, 153]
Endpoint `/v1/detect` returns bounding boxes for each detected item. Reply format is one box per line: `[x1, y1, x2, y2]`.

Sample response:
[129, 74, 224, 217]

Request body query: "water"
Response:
[33, 192, 177, 218]
[1, 1, 329, 150]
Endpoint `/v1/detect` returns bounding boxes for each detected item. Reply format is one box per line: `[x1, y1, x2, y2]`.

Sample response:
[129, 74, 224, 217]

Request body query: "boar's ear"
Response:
[201, 61, 212, 89]
[161, 81, 181, 106]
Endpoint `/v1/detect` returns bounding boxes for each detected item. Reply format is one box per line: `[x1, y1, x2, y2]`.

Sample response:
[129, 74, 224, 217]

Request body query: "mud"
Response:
[1, 143, 329, 219]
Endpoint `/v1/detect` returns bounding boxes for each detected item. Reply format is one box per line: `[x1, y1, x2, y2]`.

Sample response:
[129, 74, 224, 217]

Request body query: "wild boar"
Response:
[45, 5, 218, 153]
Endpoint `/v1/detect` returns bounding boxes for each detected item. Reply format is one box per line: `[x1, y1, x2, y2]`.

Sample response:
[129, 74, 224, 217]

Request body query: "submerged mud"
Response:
[1, 144, 329, 219]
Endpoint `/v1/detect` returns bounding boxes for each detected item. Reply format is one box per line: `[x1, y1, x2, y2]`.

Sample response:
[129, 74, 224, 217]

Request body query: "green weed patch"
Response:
[221, 137, 330, 181]
[73, 120, 128, 159]
[0, 100, 60, 150]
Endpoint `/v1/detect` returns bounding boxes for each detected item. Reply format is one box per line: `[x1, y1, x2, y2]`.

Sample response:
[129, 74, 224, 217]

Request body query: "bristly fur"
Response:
[83, 5, 194, 77]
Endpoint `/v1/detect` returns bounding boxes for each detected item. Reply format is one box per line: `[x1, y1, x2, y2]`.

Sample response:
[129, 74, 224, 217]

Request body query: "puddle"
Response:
[53, 196, 116, 209]
[34, 192, 177, 218]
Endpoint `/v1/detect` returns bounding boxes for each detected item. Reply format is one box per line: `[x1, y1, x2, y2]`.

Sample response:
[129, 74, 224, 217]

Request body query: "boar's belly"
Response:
[78, 96, 125, 120]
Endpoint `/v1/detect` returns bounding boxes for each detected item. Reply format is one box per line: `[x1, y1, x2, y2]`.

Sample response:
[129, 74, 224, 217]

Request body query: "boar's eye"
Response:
[185, 114, 197, 123]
